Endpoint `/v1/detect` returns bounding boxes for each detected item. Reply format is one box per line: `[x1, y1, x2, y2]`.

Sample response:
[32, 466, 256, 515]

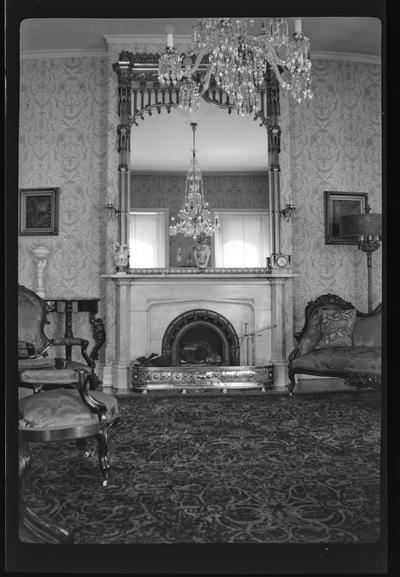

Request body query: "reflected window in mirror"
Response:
[129, 210, 168, 268]
[214, 210, 270, 268]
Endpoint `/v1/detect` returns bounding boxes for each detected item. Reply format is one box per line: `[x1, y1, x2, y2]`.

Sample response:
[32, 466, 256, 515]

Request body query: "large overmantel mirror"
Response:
[112, 51, 285, 274]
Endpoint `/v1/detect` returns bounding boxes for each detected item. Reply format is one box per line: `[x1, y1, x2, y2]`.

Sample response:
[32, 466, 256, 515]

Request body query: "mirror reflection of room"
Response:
[130, 99, 270, 269]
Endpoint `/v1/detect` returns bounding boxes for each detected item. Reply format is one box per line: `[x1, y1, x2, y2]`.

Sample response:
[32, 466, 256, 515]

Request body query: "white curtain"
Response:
[129, 212, 167, 267]
[214, 211, 270, 268]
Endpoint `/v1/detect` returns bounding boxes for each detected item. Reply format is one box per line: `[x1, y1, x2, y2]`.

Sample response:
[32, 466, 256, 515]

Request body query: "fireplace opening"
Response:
[178, 325, 223, 365]
[162, 309, 240, 366]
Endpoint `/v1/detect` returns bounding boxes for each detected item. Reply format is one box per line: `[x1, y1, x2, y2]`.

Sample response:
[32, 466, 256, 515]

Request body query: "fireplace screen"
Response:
[162, 309, 240, 366]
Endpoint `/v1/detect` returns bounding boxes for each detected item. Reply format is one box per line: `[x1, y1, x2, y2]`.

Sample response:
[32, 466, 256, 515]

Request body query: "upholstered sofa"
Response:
[288, 294, 382, 394]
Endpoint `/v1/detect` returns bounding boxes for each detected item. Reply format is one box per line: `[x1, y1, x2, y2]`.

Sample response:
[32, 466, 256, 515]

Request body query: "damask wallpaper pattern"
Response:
[18, 53, 382, 363]
[289, 59, 382, 328]
[18, 56, 109, 351]
[131, 173, 269, 209]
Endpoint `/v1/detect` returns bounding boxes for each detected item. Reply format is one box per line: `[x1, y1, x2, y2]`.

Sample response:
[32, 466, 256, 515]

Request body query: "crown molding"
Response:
[20, 48, 106, 59]
[312, 51, 381, 65]
[20, 45, 381, 66]
[103, 33, 191, 45]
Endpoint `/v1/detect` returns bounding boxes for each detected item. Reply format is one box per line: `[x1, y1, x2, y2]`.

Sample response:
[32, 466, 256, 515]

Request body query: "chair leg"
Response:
[96, 429, 111, 487]
[288, 367, 296, 395]
[96, 418, 120, 487]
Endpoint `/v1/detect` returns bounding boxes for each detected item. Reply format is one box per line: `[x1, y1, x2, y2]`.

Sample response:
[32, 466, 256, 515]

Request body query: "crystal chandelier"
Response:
[158, 18, 313, 116]
[169, 123, 218, 240]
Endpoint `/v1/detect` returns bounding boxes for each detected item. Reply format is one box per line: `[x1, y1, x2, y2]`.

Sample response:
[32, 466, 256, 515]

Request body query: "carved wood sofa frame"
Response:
[288, 293, 382, 394]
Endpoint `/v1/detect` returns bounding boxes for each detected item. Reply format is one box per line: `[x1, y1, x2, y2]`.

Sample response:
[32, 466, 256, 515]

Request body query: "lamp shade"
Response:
[340, 213, 382, 238]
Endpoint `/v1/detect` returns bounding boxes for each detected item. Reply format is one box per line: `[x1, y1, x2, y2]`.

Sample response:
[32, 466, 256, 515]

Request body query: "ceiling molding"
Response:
[312, 51, 381, 65]
[20, 48, 106, 59]
[103, 33, 190, 45]
[20, 47, 381, 66]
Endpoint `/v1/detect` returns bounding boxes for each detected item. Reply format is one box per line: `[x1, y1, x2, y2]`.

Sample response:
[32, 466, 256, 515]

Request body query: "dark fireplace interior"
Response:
[178, 325, 223, 365]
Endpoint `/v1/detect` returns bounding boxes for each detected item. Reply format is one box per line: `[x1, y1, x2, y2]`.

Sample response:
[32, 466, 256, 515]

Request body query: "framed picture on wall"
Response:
[19, 188, 59, 236]
[324, 191, 368, 245]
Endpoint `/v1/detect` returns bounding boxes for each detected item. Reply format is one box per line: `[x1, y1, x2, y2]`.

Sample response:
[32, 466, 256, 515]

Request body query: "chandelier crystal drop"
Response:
[158, 17, 313, 116]
[169, 123, 219, 240]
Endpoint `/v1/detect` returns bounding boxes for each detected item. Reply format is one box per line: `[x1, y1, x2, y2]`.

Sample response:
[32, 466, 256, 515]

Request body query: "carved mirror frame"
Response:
[112, 51, 283, 270]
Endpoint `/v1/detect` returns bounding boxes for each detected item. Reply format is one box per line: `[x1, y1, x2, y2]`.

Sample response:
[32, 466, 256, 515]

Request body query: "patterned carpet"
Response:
[20, 389, 382, 544]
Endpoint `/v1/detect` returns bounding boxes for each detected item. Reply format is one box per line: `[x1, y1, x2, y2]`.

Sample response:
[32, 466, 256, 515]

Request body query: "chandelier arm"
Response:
[264, 54, 286, 88]
[256, 40, 289, 85]
[184, 45, 213, 77]
[199, 66, 215, 94]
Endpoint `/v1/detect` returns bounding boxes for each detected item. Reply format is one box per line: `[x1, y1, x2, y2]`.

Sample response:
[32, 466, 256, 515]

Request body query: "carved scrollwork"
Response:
[117, 124, 131, 152]
[89, 316, 106, 362]
[268, 125, 281, 154]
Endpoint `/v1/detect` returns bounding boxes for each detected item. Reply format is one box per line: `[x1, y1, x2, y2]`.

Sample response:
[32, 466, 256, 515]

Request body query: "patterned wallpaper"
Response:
[18, 53, 382, 361]
[131, 173, 269, 209]
[18, 56, 109, 352]
[288, 59, 382, 328]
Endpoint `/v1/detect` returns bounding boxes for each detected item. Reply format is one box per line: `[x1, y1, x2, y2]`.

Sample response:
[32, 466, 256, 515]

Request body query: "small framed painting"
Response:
[19, 188, 59, 236]
[324, 191, 368, 245]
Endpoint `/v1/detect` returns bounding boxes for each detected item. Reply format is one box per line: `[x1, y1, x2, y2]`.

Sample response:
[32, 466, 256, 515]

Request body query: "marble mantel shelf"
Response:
[102, 269, 299, 280]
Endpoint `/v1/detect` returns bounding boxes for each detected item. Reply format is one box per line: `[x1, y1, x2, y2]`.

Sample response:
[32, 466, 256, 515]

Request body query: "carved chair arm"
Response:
[76, 370, 107, 417]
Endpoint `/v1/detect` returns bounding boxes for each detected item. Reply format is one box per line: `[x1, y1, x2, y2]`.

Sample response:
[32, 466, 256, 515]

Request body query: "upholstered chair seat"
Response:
[19, 388, 119, 432]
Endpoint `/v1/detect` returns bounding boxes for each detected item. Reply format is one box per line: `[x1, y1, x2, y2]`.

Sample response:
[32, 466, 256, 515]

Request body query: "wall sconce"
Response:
[105, 202, 121, 220]
[280, 202, 296, 222]
[340, 208, 382, 312]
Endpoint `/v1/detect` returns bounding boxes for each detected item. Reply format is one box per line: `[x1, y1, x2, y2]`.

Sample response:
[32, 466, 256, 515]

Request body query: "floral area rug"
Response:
[20, 390, 382, 544]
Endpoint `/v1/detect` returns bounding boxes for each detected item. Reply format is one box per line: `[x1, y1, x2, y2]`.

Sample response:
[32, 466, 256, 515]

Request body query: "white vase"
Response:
[32, 245, 51, 298]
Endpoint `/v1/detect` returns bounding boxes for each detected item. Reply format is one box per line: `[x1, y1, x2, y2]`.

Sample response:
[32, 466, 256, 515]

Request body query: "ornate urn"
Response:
[193, 233, 211, 269]
[113, 242, 130, 274]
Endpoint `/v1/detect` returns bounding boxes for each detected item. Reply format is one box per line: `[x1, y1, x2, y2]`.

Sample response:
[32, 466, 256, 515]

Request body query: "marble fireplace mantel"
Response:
[102, 271, 298, 392]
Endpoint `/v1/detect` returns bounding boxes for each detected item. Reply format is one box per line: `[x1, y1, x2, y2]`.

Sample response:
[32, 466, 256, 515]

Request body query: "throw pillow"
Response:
[315, 308, 356, 349]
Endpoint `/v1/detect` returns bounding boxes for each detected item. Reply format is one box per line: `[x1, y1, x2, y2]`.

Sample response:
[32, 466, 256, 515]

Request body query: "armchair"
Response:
[18, 284, 99, 391]
[19, 370, 121, 542]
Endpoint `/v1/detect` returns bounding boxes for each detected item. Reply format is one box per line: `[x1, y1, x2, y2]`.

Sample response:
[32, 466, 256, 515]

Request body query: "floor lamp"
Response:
[340, 209, 382, 312]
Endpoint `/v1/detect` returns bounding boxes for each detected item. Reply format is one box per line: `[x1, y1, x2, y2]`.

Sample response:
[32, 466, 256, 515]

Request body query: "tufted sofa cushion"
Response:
[292, 346, 381, 374]
[19, 389, 119, 430]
